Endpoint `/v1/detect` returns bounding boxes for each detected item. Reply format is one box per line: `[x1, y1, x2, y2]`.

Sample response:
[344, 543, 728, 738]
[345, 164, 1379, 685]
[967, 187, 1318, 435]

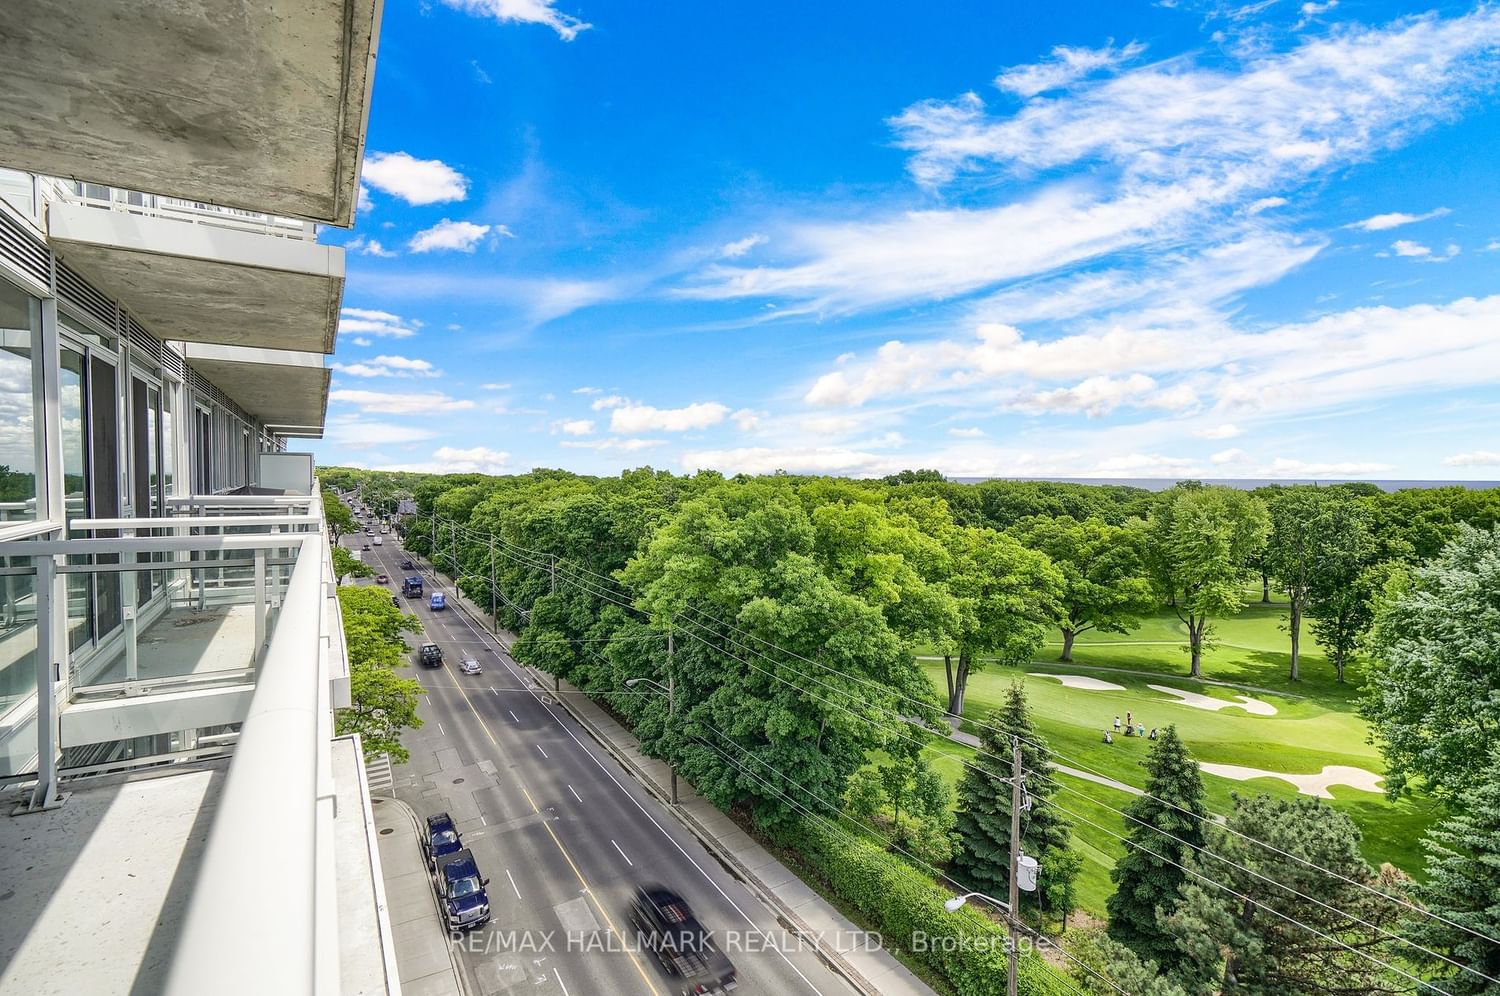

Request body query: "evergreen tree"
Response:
[953, 682, 1080, 923]
[1409, 745, 1500, 995]
[1105, 726, 1207, 971]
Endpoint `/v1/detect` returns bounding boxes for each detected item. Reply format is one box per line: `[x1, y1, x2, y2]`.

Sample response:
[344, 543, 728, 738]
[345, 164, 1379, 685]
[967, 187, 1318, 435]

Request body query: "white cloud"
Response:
[572, 386, 603, 395]
[1247, 196, 1287, 214]
[686, 10, 1500, 317]
[1195, 423, 1243, 439]
[591, 395, 629, 411]
[559, 437, 667, 452]
[345, 236, 396, 258]
[357, 184, 374, 214]
[1090, 453, 1203, 476]
[350, 337, 373, 347]
[362, 152, 469, 205]
[1444, 451, 1500, 468]
[1008, 373, 1198, 417]
[324, 416, 437, 450]
[610, 402, 730, 433]
[680, 446, 893, 477]
[409, 219, 492, 253]
[948, 427, 986, 438]
[377, 445, 511, 475]
[329, 389, 477, 415]
[441, 0, 592, 41]
[720, 233, 768, 258]
[553, 419, 595, 436]
[994, 41, 1146, 98]
[1391, 239, 1431, 257]
[1347, 207, 1450, 231]
[338, 307, 419, 339]
[1210, 447, 1249, 465]
[1260, 458, 1394, 478]
[330, 354, 440, 379]
[481, 382, 512, 390]
[730, 408, 767, 432]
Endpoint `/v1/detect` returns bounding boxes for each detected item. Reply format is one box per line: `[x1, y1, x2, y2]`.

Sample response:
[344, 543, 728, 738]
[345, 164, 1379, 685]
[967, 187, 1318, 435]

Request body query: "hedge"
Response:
[775, 819, 1077, 996]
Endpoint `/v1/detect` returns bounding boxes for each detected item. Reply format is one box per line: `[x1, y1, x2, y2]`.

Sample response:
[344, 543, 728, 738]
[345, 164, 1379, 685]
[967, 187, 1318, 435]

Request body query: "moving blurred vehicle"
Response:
[628, 884, 738, 994]
[459, 657, 482, 675]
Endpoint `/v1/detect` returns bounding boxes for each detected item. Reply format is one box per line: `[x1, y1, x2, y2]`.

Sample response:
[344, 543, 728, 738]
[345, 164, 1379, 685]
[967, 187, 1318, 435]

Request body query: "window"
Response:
[0, 280, 40, 528]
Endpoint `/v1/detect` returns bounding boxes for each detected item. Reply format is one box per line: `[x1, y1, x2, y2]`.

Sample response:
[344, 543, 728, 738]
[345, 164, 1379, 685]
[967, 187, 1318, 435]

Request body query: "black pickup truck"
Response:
[629, 884, 738, 994]
[417, 642, 443, 668]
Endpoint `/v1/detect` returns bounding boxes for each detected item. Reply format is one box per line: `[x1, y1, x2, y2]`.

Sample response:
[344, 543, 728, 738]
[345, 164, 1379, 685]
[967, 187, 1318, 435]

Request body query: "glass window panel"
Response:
[89, 355, 121, 645]
[60, 347, 92, 650]
[0, 280, 40, 526]
[0, 553, 39, 776]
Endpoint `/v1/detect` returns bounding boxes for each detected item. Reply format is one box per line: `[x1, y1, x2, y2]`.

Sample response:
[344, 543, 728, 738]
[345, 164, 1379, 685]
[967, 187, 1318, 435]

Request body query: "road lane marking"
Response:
[436, 593, 829, 995]
[536, 744, 549, 759]
[567, 784, 582, 803]
[505, 868, 522, 900]
[509, 710, 520, 723]
[611, 839, 634, 867]
[437, 721, 445, 736]
[554, 969, 570, 996]
[479, 813, 486, 825]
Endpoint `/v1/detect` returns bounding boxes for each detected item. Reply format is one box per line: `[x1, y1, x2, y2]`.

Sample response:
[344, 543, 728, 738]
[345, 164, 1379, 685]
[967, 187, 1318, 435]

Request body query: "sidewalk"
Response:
[427, 562, 935, 996]
[373, 795, 468, 996]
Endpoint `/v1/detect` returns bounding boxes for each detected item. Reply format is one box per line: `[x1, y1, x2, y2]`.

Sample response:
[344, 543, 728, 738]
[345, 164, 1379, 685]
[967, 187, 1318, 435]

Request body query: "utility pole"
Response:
[489, 534, 497, 634]
[549, 554, 557, 596]
[1007, 736, 1022, 996]
[668, 619, 678, 805]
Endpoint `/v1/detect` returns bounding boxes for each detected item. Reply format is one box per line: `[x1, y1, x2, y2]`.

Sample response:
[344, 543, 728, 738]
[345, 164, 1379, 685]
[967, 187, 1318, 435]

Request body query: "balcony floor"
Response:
[76, 603, 259, 694]
[0, 760, 227, 996]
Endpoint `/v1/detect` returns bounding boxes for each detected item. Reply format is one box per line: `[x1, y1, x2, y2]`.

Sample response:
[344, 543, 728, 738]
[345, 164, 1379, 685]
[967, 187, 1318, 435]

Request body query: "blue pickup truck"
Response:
[429, 592, 446, 611]
[422, 812, 463, 872]
[434, 849, 490, 931]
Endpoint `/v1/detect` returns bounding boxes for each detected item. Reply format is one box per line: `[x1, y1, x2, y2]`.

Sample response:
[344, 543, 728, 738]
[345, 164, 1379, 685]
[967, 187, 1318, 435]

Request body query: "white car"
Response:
[458, 657, 482, 675]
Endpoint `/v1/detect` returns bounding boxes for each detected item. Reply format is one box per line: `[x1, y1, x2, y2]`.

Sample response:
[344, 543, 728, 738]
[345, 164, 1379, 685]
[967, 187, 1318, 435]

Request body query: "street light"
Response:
[624, 668, 678, 805]
[944, 891, 1011, 914]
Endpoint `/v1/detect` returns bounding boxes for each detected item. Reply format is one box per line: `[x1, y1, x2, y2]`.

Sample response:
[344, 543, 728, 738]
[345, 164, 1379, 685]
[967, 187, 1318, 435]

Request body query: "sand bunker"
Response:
[1027, 673, 1126, 691]
[1198, 762, 1385, 799]
[1148, 684, 1277, 716]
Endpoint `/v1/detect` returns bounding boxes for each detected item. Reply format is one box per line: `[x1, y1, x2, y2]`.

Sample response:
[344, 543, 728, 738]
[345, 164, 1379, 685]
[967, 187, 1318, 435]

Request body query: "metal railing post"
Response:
[254, 548, 267, 663]
[122, 526, 139, 682]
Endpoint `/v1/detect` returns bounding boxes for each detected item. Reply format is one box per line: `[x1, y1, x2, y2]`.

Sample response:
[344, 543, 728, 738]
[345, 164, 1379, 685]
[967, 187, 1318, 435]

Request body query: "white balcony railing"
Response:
[52, 181, 317, 241]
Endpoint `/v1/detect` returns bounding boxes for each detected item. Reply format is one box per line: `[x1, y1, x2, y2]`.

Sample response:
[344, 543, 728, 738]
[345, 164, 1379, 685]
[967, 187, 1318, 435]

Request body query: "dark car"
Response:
[400, 559, 415, 570]
[418, 642, 443, 667]
[434, 849, 490, 931]
[362, 543, 370, 551]
[422, 812, 464, 872]
[628, 885, 738, 994]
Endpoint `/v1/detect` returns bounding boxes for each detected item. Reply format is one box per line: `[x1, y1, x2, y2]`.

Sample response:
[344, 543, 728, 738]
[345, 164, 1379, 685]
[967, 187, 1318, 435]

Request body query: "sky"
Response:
[311, 0, 1500, 481]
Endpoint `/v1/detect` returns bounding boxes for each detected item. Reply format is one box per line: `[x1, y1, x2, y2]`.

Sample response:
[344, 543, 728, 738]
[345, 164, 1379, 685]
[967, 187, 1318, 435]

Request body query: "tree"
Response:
[323, 488, 356, 544]
[953, 682, 1080, 927]
[1106, 726, 1208, 972]
[1166, 793, 1413, 995]
[1265, 488, 1374, 681]
[1407, 745, 1500, 995]
[338, 659, 424, 762]
[939, 526, 1064, 716]
[1364, 524, 1500, 801]
[332, 544, 373, 585]
[1013, 516, 1157, 663]
[1142, 485, 1270, 678]
[1303, 506, 1379, 684]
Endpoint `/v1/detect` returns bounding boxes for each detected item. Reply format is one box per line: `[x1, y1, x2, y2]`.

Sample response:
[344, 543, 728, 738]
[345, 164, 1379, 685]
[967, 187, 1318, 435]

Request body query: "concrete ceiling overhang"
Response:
[49, 201, 343, 354]
[184, 343, 330, 434]
[0, 0, 381, 226]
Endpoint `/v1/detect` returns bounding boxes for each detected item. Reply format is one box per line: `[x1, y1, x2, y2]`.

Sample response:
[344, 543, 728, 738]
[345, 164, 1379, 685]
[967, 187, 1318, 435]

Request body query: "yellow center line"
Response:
[441, 671, 663, 996]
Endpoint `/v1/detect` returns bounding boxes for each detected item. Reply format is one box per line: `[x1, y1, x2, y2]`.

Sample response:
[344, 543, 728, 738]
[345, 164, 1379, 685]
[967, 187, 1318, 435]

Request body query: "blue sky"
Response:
[313, 0, 1500, 480]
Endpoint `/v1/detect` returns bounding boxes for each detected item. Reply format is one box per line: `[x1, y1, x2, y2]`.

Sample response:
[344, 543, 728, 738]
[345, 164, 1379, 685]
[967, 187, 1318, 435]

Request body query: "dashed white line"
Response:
[490, 685, 498, 695]
[611, 839, 634, 867]
[479, 814, 487, 825]
[567, 784, 582, 804]
[536, 744, 549, 759]
[437, 721, 445, 736]
[505, 868, 522, 900]
[554, 968, 570, 996]
[509, 710, 520, 723]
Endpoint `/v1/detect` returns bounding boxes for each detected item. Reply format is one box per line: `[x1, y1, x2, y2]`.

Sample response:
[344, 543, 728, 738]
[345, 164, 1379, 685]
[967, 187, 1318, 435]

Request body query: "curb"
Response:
[378, 794, 475, 996]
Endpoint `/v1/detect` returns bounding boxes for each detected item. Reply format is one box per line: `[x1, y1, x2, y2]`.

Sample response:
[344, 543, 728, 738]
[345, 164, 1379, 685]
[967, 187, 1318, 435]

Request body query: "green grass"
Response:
[899, 597, 1441, 918]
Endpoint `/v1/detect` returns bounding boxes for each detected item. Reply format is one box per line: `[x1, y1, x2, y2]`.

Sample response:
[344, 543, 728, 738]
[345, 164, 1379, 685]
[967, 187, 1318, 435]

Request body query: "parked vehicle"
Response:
[402, 576, 424, 597]
[422, 812, 464, 872]
[628, 885, 738, 994]
[433, 849, 490, 931]
[459, 657, 482, 675]
[430, 593, 446, 611]
[418, 642, 443, 667]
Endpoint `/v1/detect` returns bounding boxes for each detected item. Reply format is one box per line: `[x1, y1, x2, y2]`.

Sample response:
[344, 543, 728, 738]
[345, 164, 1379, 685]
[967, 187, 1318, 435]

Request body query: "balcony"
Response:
[0, 0, 381, 226]
[0, 488, 394, 995]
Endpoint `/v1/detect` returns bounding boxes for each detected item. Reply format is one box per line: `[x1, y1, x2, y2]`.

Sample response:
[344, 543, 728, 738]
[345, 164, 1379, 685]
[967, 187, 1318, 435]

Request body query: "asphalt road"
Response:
[345, 525, 852, 996]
